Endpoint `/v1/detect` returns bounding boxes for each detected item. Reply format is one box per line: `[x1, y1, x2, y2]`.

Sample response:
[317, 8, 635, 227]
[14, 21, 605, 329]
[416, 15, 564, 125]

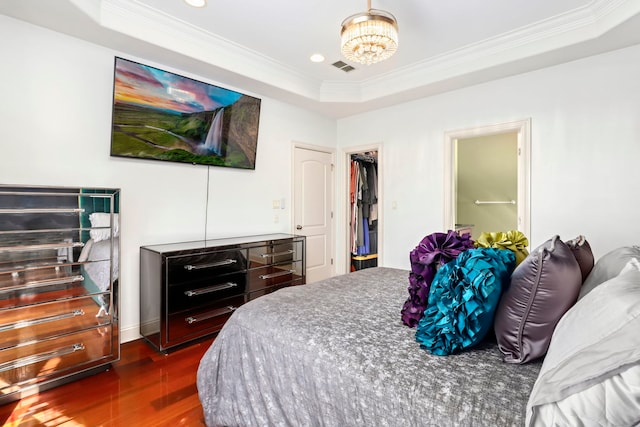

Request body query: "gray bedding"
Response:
[197, 267, 542, 427]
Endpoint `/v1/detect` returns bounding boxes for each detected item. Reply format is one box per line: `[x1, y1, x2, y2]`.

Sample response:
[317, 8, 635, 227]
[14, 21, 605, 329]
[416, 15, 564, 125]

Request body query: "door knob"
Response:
[296, 225, 302, 230]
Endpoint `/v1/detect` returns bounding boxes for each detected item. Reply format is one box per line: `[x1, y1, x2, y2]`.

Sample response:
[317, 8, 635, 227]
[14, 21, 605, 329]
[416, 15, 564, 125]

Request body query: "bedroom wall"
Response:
[0, 15, 336, 342]
[4, 12, 640, 342]
[336, 43, 640, 271]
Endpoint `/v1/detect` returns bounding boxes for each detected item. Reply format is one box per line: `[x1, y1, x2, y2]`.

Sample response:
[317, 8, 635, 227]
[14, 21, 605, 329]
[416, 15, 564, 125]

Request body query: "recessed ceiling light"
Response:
[310, 54, 325, 63]
[184, 0, 206, 7]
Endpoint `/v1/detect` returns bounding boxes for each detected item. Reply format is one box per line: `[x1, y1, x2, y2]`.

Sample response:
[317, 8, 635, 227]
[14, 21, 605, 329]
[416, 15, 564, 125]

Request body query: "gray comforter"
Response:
[197, 267, 541, 427]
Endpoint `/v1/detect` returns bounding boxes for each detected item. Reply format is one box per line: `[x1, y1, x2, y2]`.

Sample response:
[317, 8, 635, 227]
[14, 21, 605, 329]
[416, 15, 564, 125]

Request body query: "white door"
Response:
[293, 146, 334, 283]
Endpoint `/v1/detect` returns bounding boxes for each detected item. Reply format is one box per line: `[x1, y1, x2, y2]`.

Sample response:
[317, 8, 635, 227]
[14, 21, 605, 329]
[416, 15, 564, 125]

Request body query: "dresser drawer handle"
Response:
[183, 259, 237, 270]
[259, 269, 295, 280]
[184, 282, 238, 297]
[260, 250, 294, 258]
[0, 309, 85, 333]
[185, 306, 237, 324]
[0, 275, 84, 293]
[0, 241, 85, 252]
[0, 343, 85, 373]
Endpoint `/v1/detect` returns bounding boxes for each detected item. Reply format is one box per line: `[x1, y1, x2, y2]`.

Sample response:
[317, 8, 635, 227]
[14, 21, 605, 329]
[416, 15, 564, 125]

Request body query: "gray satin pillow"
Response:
[564, 235, 594, 283]
[494, 236, 582, 364]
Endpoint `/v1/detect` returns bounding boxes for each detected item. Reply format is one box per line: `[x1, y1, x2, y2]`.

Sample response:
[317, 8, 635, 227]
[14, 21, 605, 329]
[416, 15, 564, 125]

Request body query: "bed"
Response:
[198, 238, 640, 427]
[196, 267, 542, 426]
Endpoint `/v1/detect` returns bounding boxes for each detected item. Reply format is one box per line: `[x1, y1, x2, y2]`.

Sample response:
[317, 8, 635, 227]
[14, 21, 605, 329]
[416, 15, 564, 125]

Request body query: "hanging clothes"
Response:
[350, 153, 378, 256]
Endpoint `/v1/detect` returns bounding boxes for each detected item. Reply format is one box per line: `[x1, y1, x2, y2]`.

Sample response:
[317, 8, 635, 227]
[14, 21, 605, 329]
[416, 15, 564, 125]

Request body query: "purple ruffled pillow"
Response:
[401, 230, 474, 327]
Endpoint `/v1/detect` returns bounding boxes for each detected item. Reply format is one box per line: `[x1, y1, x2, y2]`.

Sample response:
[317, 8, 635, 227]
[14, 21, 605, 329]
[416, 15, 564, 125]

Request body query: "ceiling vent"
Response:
[332, 61, 355, 73]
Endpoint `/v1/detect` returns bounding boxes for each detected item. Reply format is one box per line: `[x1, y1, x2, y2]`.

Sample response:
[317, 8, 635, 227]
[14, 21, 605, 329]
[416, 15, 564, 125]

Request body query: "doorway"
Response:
[443, 119, 530, 241]
[345, 145, 382, 273]
[292, 144, 335, 283]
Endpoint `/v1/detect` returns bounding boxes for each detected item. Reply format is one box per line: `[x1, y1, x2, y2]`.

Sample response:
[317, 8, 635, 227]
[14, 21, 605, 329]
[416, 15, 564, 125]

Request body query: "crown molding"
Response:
[72, 0, 640, 105]
[75, 0, 322, 100]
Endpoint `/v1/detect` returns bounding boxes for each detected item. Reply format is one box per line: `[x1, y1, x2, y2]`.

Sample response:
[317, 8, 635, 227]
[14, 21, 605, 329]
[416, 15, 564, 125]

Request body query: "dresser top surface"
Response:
[140, 233, 304, 254]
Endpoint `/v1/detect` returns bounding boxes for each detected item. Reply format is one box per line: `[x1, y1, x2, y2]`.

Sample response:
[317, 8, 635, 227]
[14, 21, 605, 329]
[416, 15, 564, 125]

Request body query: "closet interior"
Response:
[349, 151, 378, 271]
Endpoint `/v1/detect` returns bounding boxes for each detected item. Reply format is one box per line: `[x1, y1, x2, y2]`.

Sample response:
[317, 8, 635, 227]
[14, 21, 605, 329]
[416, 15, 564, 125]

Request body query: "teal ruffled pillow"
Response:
[415, 248, 515, 356]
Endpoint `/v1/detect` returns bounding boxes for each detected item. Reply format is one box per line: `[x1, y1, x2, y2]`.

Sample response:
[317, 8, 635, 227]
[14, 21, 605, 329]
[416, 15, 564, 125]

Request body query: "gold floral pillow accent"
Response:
[475, 230, 529, 266]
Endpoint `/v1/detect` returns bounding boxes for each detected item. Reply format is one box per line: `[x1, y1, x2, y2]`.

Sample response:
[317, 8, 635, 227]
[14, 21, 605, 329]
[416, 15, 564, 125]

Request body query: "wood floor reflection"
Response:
[0, 337, 214, 426]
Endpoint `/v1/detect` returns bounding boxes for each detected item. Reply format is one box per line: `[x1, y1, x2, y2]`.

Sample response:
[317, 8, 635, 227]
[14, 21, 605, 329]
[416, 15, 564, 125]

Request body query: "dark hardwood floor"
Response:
[0, 337, 215, 427]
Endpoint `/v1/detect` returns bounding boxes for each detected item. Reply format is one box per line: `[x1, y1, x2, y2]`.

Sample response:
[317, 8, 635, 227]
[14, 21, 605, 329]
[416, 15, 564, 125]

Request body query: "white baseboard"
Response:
[120, 324, 142, 343]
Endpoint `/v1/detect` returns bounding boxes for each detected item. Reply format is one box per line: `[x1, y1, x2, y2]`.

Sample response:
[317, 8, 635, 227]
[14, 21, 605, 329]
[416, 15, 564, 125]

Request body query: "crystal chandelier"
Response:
[340, 0, 398, 65]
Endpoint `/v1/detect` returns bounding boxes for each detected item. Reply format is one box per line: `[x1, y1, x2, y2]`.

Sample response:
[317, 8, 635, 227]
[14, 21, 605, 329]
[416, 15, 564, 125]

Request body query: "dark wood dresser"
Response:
[139, 233, 305, 352]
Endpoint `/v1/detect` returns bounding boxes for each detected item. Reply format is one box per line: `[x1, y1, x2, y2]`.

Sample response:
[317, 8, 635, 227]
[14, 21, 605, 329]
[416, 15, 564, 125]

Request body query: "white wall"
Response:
[4, 13, 640, 342]
[0, 16, 336, 342]
[337, 43, 640, 270]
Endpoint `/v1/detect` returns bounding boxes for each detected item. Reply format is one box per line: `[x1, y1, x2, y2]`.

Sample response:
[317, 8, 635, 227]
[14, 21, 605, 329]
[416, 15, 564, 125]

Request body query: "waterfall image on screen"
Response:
[204, 108, 226, 157]
[110, 57, 261, 169]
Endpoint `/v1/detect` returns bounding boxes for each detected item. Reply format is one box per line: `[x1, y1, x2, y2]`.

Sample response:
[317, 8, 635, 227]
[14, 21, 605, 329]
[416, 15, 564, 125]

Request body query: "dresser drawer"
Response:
[0, 264, 83, 292]
[167, 250, 247, 285]
[0, 269, 97, 311]
[248, 240, 303, 268]
[0, 325, 115, 395]
[167, 272, 246, 312]
[248, 261, 304, 292]
[0, 296, 112, 351]
[247, 278, 304, 301]
[0, 231, 82, 266]
[167, 295, 244, 343]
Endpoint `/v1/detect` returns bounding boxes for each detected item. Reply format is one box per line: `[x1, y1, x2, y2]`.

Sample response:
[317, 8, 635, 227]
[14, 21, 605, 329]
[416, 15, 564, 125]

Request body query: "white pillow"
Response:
[89, 212, 119, 242]
[533, 364, 640, 426]
[578, 245, 640, 299]
[621, 258, 640, 274]
[526, 269, 640, 426]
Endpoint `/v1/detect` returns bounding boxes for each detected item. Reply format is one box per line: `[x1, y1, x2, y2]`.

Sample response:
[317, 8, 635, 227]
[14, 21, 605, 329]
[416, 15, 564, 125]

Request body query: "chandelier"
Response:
[340, 0, 398, 65]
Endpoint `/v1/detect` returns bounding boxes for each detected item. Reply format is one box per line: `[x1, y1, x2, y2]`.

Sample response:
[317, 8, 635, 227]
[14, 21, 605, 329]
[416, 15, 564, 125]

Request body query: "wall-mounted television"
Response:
[110, 57, 261, 170]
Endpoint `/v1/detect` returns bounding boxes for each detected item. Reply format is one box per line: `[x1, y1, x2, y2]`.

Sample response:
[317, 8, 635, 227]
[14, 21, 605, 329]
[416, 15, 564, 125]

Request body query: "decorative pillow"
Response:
[564, 235, 594, 283]
[578, 245, 640, 300]
[494, 236, 582, 364]
[526, 269, 640, 426]
[401, 230, 474, 327]
[89, 212, 119, 242]
[415, 247, 515, 356]
[475, 230, 529, 266]
[400, 273, 430, 328]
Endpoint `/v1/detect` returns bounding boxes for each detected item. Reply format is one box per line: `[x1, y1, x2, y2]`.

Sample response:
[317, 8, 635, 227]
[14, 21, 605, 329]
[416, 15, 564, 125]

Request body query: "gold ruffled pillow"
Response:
[475, 230, 529, 265]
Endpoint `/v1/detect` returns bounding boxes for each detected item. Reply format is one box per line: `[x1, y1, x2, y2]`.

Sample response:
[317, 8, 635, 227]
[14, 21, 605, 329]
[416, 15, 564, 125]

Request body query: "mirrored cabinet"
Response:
[140, 233, 305, 353]
[0, 185, 120, 404]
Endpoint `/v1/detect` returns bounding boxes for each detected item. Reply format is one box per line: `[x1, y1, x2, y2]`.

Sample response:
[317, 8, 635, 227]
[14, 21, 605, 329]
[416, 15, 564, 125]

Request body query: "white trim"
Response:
[444, 119, 531, 242]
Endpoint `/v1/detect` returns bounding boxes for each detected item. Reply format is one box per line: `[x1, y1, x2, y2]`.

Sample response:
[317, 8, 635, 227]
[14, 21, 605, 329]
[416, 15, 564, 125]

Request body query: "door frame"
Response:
[443, 119, 531, 240]
[291, 142, 336, 280]
[343, 143, 383, 274]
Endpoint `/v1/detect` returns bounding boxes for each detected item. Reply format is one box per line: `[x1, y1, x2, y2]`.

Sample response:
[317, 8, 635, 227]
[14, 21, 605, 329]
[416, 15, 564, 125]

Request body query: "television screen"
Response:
[110, 57, 261, 170]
